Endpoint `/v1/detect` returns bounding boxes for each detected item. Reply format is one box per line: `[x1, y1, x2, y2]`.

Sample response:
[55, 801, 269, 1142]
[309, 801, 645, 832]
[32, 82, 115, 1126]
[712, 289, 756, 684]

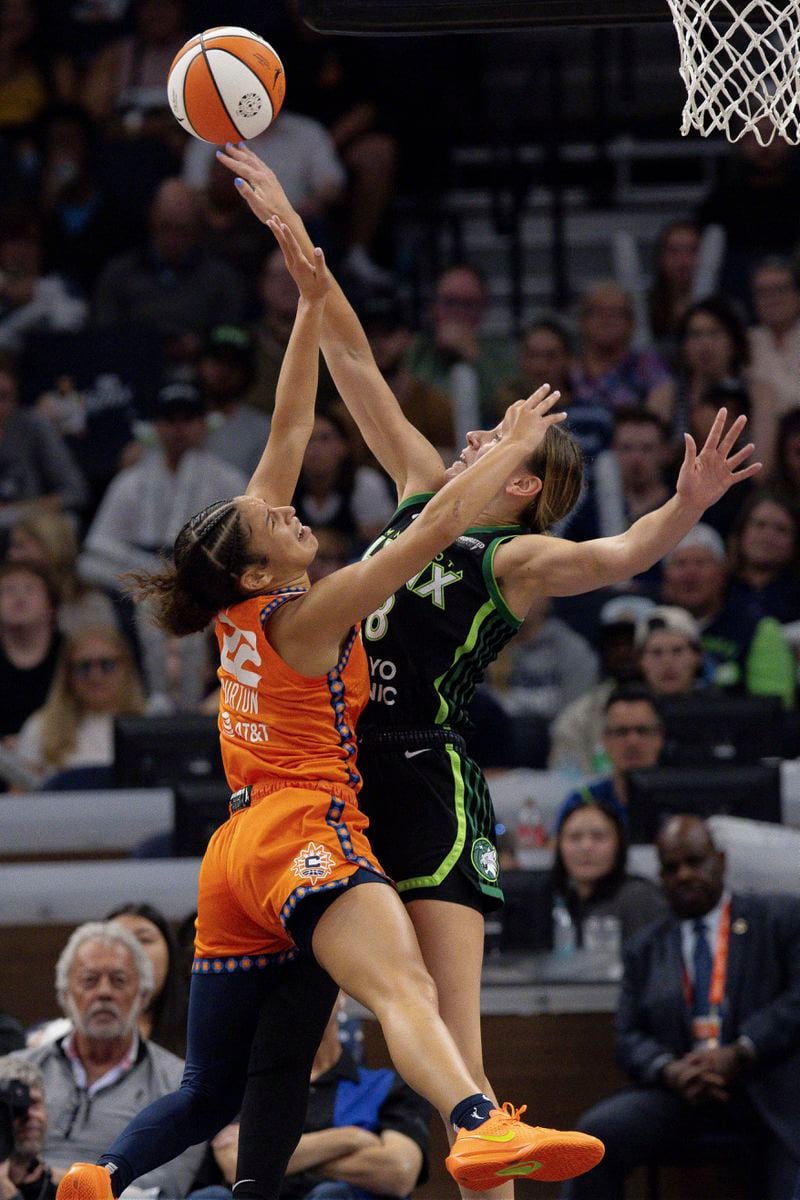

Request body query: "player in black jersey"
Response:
[219, 143, 761, 1200]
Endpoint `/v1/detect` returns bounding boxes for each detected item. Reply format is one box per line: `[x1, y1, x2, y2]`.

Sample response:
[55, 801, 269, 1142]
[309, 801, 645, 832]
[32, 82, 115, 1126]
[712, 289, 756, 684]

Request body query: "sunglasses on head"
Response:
[70, 657, 121, 678]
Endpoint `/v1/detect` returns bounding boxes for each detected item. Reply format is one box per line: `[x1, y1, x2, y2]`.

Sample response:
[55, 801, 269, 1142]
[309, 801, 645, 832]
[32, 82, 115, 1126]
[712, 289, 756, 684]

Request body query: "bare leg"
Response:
[311, 883, 481, 1120]
[408, 898, 515, 1200]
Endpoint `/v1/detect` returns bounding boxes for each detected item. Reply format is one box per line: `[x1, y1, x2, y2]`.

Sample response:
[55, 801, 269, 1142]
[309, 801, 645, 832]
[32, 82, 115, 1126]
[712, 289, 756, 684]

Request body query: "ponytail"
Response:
[126, 499, 260, 635]
[519, 424, 584, 533]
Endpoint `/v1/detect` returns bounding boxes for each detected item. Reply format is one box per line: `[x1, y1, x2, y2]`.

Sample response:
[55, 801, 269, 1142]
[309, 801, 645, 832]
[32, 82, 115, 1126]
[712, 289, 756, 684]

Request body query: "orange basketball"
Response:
[167, 26, 285, 144]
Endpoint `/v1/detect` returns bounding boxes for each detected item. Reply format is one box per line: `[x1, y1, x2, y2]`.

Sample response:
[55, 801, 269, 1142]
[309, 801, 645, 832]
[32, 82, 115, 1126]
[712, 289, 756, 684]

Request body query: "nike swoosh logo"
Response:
[469, 1129, 516, 1143]
[404, 749, 431, 759]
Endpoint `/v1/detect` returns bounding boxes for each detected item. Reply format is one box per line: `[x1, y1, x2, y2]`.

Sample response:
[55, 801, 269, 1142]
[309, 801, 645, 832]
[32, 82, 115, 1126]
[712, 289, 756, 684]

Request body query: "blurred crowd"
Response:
[0, 0, 796, 788]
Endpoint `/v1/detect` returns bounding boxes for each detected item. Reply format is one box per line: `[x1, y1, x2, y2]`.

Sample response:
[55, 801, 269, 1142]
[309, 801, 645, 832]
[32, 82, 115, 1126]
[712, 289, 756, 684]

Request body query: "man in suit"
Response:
[563, 814, 800, 1200]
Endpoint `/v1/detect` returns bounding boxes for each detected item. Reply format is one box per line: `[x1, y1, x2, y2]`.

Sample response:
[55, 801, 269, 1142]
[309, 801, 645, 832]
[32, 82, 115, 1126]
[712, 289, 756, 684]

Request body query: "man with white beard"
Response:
[16, 923, 202, 1197]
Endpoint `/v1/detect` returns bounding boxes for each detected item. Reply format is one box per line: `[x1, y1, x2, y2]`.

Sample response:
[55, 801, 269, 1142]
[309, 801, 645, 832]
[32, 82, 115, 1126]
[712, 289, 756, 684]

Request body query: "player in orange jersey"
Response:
[56, 223, 603, 1200]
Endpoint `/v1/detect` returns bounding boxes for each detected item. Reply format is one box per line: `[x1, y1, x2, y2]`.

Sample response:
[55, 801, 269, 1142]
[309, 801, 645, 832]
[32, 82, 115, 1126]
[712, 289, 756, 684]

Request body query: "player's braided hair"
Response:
[127, 499, 265, 635]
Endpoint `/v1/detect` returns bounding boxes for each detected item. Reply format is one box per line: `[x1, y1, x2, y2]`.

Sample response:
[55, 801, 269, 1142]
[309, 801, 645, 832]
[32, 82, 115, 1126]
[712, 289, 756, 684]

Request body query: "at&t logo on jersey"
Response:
[292, 842, 335, 881]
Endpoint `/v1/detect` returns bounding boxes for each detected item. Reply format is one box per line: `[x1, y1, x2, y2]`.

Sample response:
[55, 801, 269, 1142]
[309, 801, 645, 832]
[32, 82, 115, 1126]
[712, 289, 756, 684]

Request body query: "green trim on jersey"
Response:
[393, 743, 504, 900]
[432, 599, 496, 725]
[397, 491, 435, 512]
[483, 536, 524, 630]
[396, 743, 466, 892]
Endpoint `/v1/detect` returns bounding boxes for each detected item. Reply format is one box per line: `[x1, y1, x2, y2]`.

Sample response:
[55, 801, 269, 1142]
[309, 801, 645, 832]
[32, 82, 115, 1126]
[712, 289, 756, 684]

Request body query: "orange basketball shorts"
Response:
[194, 779, 387, 962]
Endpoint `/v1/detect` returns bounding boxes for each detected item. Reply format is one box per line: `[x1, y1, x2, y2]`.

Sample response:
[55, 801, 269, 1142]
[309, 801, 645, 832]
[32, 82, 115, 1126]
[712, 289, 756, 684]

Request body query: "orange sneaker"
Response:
[55, 1164, 113, 1200]
[445, 1103, 605, 1190]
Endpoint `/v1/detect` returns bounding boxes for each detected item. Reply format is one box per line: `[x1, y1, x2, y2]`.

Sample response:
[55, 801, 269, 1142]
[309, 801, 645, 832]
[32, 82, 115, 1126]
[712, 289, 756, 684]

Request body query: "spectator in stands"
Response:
[496, 319, 615, 464]
[770, 405, 800, 509]
[649, 298, 777, 475]
[80, 381, 246, 589]
[196, 156, 273, 304]
[0, 561, 61, 741]
[661, 523, 795, 705]
[647, 220, 703, 359]
[293, 409, 394, 546]
[12, 626, 146, 787]
[105, 903, 187, 1059]
[81, 0, 186, 138]
[682, 378, 755, 538]
[555, 686, 665, 827]
[287, 39, 400, 288]
[242, 246, 338, 416]
[80, 381, 245, 709]
[0, 215, 87, 353]
[39, 106, 125, 294]
[199, 326, 271, 480]
[6, 511, 118, 638]
[359, 290, 455, 460]
[635, 605, 704, 696]
[0, 1057, 55, 1200]
[565, 815, 800, 1200]
[92, 179, 246, 359]
[307, 528, 353, 585]
[549, 595, 655, 776]
[0, 0, 48, 130]
[565, 409, 670, 557]
[572, 281, 671, 412]
[16, 921, 204, 1195]
[748, 258, 800, 415]
[484, 593, 600, 724]
[697, 129, 800, 309]
[535, 795, 667, 948]
[727, 490, 800, 623]
[0, 365, 87, 525]
[210, 994, 430, 1200]
[405, 263, 516, 436]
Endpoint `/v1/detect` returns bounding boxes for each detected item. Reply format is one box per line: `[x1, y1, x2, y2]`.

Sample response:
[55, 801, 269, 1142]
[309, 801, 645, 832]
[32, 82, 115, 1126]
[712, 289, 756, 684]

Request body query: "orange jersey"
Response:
[214, 589, 368, 793]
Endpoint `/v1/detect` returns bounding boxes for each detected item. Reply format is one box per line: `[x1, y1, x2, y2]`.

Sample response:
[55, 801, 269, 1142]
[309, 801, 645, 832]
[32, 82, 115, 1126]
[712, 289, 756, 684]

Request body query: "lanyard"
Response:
[682, 899, 731, 1014]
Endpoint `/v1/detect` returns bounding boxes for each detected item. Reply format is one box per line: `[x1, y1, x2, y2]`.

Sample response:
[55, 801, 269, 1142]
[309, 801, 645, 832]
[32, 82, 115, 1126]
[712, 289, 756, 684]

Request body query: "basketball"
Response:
[167, 26, 285, 144]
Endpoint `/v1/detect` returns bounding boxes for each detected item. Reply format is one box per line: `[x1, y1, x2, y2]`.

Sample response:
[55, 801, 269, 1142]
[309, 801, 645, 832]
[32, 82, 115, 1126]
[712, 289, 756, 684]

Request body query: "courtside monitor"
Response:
[659, 693, 784, 765]
[114, 714, 225, 789]
[626, 763, 782, 843]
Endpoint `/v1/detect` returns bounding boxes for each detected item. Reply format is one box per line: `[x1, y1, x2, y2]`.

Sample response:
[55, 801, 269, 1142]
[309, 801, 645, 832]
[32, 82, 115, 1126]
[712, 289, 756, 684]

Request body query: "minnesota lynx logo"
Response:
[406, 557, 462, 609]
[471, 838, 499, 883]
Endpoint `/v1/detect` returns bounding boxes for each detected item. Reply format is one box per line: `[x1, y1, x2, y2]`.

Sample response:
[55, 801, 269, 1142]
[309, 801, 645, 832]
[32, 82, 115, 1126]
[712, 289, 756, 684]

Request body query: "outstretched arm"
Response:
[275, 389, 566, 672]
[495, 409, 762, 612]
[216, 143, 447, 501]
[245, 218, 328, 506]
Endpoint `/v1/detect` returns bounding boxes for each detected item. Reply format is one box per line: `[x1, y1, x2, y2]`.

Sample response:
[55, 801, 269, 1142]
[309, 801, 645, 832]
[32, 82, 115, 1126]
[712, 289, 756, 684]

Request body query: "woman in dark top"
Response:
[727, 490, 800, 623]
[548, 795, 667, 946]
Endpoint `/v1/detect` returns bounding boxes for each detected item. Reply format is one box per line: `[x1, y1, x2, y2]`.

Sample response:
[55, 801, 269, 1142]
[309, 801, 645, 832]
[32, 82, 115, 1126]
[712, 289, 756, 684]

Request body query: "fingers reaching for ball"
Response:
[266, 216, 329, 302]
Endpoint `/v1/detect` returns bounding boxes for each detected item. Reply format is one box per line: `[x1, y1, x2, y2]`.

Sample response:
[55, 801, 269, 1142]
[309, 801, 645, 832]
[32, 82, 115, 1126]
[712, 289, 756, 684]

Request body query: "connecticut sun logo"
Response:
[292, 842, 335, 881]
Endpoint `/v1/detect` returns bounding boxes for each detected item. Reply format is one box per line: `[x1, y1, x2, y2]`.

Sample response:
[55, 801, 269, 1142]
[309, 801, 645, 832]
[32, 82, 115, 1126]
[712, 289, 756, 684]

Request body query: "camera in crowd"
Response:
[0, 1078, 31, 1162]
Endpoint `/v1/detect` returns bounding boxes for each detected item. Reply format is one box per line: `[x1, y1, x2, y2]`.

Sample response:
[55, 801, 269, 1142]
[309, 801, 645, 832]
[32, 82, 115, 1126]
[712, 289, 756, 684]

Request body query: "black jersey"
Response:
[359, 493, 523, 733]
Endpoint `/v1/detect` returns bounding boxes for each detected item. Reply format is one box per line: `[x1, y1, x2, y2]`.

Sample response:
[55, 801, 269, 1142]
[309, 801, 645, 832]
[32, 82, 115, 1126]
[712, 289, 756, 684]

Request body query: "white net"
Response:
[667, 0, 800, 143]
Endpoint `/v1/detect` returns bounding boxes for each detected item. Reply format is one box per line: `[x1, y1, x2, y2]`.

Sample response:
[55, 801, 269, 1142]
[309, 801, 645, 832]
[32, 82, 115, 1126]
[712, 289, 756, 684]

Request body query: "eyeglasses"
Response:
[70, 657, 121, 678]
[605, 724, 663, 738]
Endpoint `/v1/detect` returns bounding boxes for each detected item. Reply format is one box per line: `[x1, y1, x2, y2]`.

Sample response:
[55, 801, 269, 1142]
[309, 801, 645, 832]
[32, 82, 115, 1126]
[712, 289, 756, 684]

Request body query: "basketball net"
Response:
[667, 0, 800, 143]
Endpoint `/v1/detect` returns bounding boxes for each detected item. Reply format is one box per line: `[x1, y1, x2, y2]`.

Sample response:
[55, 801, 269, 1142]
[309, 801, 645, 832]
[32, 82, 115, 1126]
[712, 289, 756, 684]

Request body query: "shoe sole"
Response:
[447, 1137, 604, 1189]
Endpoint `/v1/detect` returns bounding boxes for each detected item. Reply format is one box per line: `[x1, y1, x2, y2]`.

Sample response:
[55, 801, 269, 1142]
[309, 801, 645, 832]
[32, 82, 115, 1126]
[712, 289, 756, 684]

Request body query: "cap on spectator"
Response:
[203, 325, 255, 370]
[635, 605, 701, 649]
[599, 595, 656, 627]
[155, 380, 206, 419]
[665, 523, 726, 563]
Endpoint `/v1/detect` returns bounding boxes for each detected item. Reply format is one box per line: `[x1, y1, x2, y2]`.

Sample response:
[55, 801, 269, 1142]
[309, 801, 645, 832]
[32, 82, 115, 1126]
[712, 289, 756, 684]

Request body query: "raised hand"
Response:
[215, 141, 289, 224]
[499, 384, 567, 455]
[676, 408, 761, 511]
[266, 216, 329, 303]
